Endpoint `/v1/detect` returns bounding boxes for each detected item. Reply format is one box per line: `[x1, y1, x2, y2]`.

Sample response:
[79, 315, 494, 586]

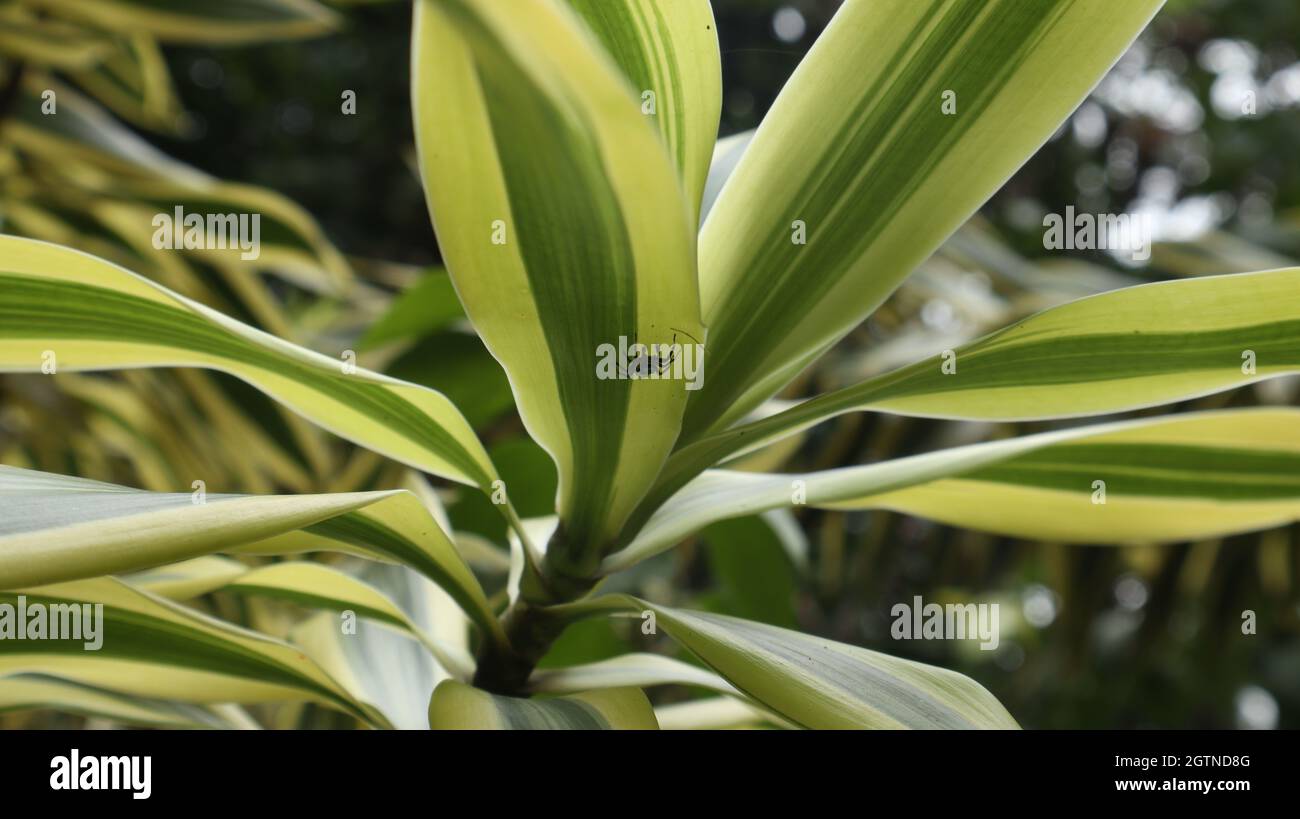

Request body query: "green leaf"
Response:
[696, 514, 801, 629]
[0, 577, 390, 726]
[427, 679, 658, 729]
[565, 597, 1017, 730]
[563, 0, 722, 220]
[0, 8, 117, 70]
[699, 129, 753, 222]
[609, 409, 1300, 571]
[412, 0, 704, 558]
[24, 0, 340, 44]
[288, 562, 472, 730]
[682, 0, 1163, 440]
[0, 672, 250, 728]
[825, 411, 1300, 544]
[645, 266, 1300, 513]
[358, 268, 465, 351]
[120, 556, 250, 599]
[528, 653, 738, 697]
[127, 559, 476, 680]
[0, 465, 504, 644]
[8, 80, 353, 295]
[10, 76, 200, 179]
[84, 177, 355, 294]
[655, 696, 785, 730]
[67, 34, 186, 132]
[0, 237, 495, 491]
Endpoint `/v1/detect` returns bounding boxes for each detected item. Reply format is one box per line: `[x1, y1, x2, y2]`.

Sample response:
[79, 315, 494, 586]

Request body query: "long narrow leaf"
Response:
[610, 409, 1300, 571]
[24, 0, 339, 44]
[643, 267, 1300, 515]
[0, 577, 389, 726]
[563, 597, 1017, 730]
[563, 0, 721, 220]
[683, 0, 1163, 439]
[0, 237, 496, 490]
[0, 672, 245, 729]
[0, 465, 503, 643]
[412, 0, 703, 557]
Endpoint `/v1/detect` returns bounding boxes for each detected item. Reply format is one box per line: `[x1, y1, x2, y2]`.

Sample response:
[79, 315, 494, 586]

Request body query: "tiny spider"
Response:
[620, 327, 702, 378]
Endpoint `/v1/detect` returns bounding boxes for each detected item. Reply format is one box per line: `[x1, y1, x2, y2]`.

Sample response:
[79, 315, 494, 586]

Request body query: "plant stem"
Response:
[471, 525, 602, 695]
[471, 598, 570, 695]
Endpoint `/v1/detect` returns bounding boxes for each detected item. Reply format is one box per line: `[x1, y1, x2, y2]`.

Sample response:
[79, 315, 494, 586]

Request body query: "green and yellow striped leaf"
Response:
[563, 0, 721, 220]
[84, 179, 354, 295]
[683, 0, 1163, 440]
[0, 465, 503, 644]
[564, 597, 1017, 730]
[290, 562, 470, 730]
[427, 679, 658, 729]
[655, 696, 783, 730]
[22, 0, 339, 44]
[9, 79, 352, 294]
[610, 409, 1300, 570]
[0, 237, 494, 490]
[0, 7, 116, 70]
[120, 556, 250, 600]
[827, 411, 1300, 544]
[9, 76, 199, 180]
[127, 559, 475, 680]
[700, 129, 753, 222]
[67, 34, 186, 132]
[641, 267, 1300, 517]
[412, 0, 704, 559]
[527, 652, 738, 697]
[0, 577, 389, 726]
[0, 672, 248, 728]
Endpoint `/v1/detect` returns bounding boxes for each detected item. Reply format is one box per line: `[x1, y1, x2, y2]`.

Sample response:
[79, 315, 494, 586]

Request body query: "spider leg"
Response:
[656, 349, 676, 375]
[669, 327, 701, 346]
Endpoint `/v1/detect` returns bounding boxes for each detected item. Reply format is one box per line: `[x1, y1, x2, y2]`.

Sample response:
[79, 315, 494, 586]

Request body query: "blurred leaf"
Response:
[697, 515, 798, 628]
[358, 267, 464, 351]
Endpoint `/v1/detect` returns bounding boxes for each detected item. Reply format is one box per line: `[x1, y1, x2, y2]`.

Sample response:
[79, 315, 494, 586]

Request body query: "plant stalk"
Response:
[471, 525, 602, 695]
